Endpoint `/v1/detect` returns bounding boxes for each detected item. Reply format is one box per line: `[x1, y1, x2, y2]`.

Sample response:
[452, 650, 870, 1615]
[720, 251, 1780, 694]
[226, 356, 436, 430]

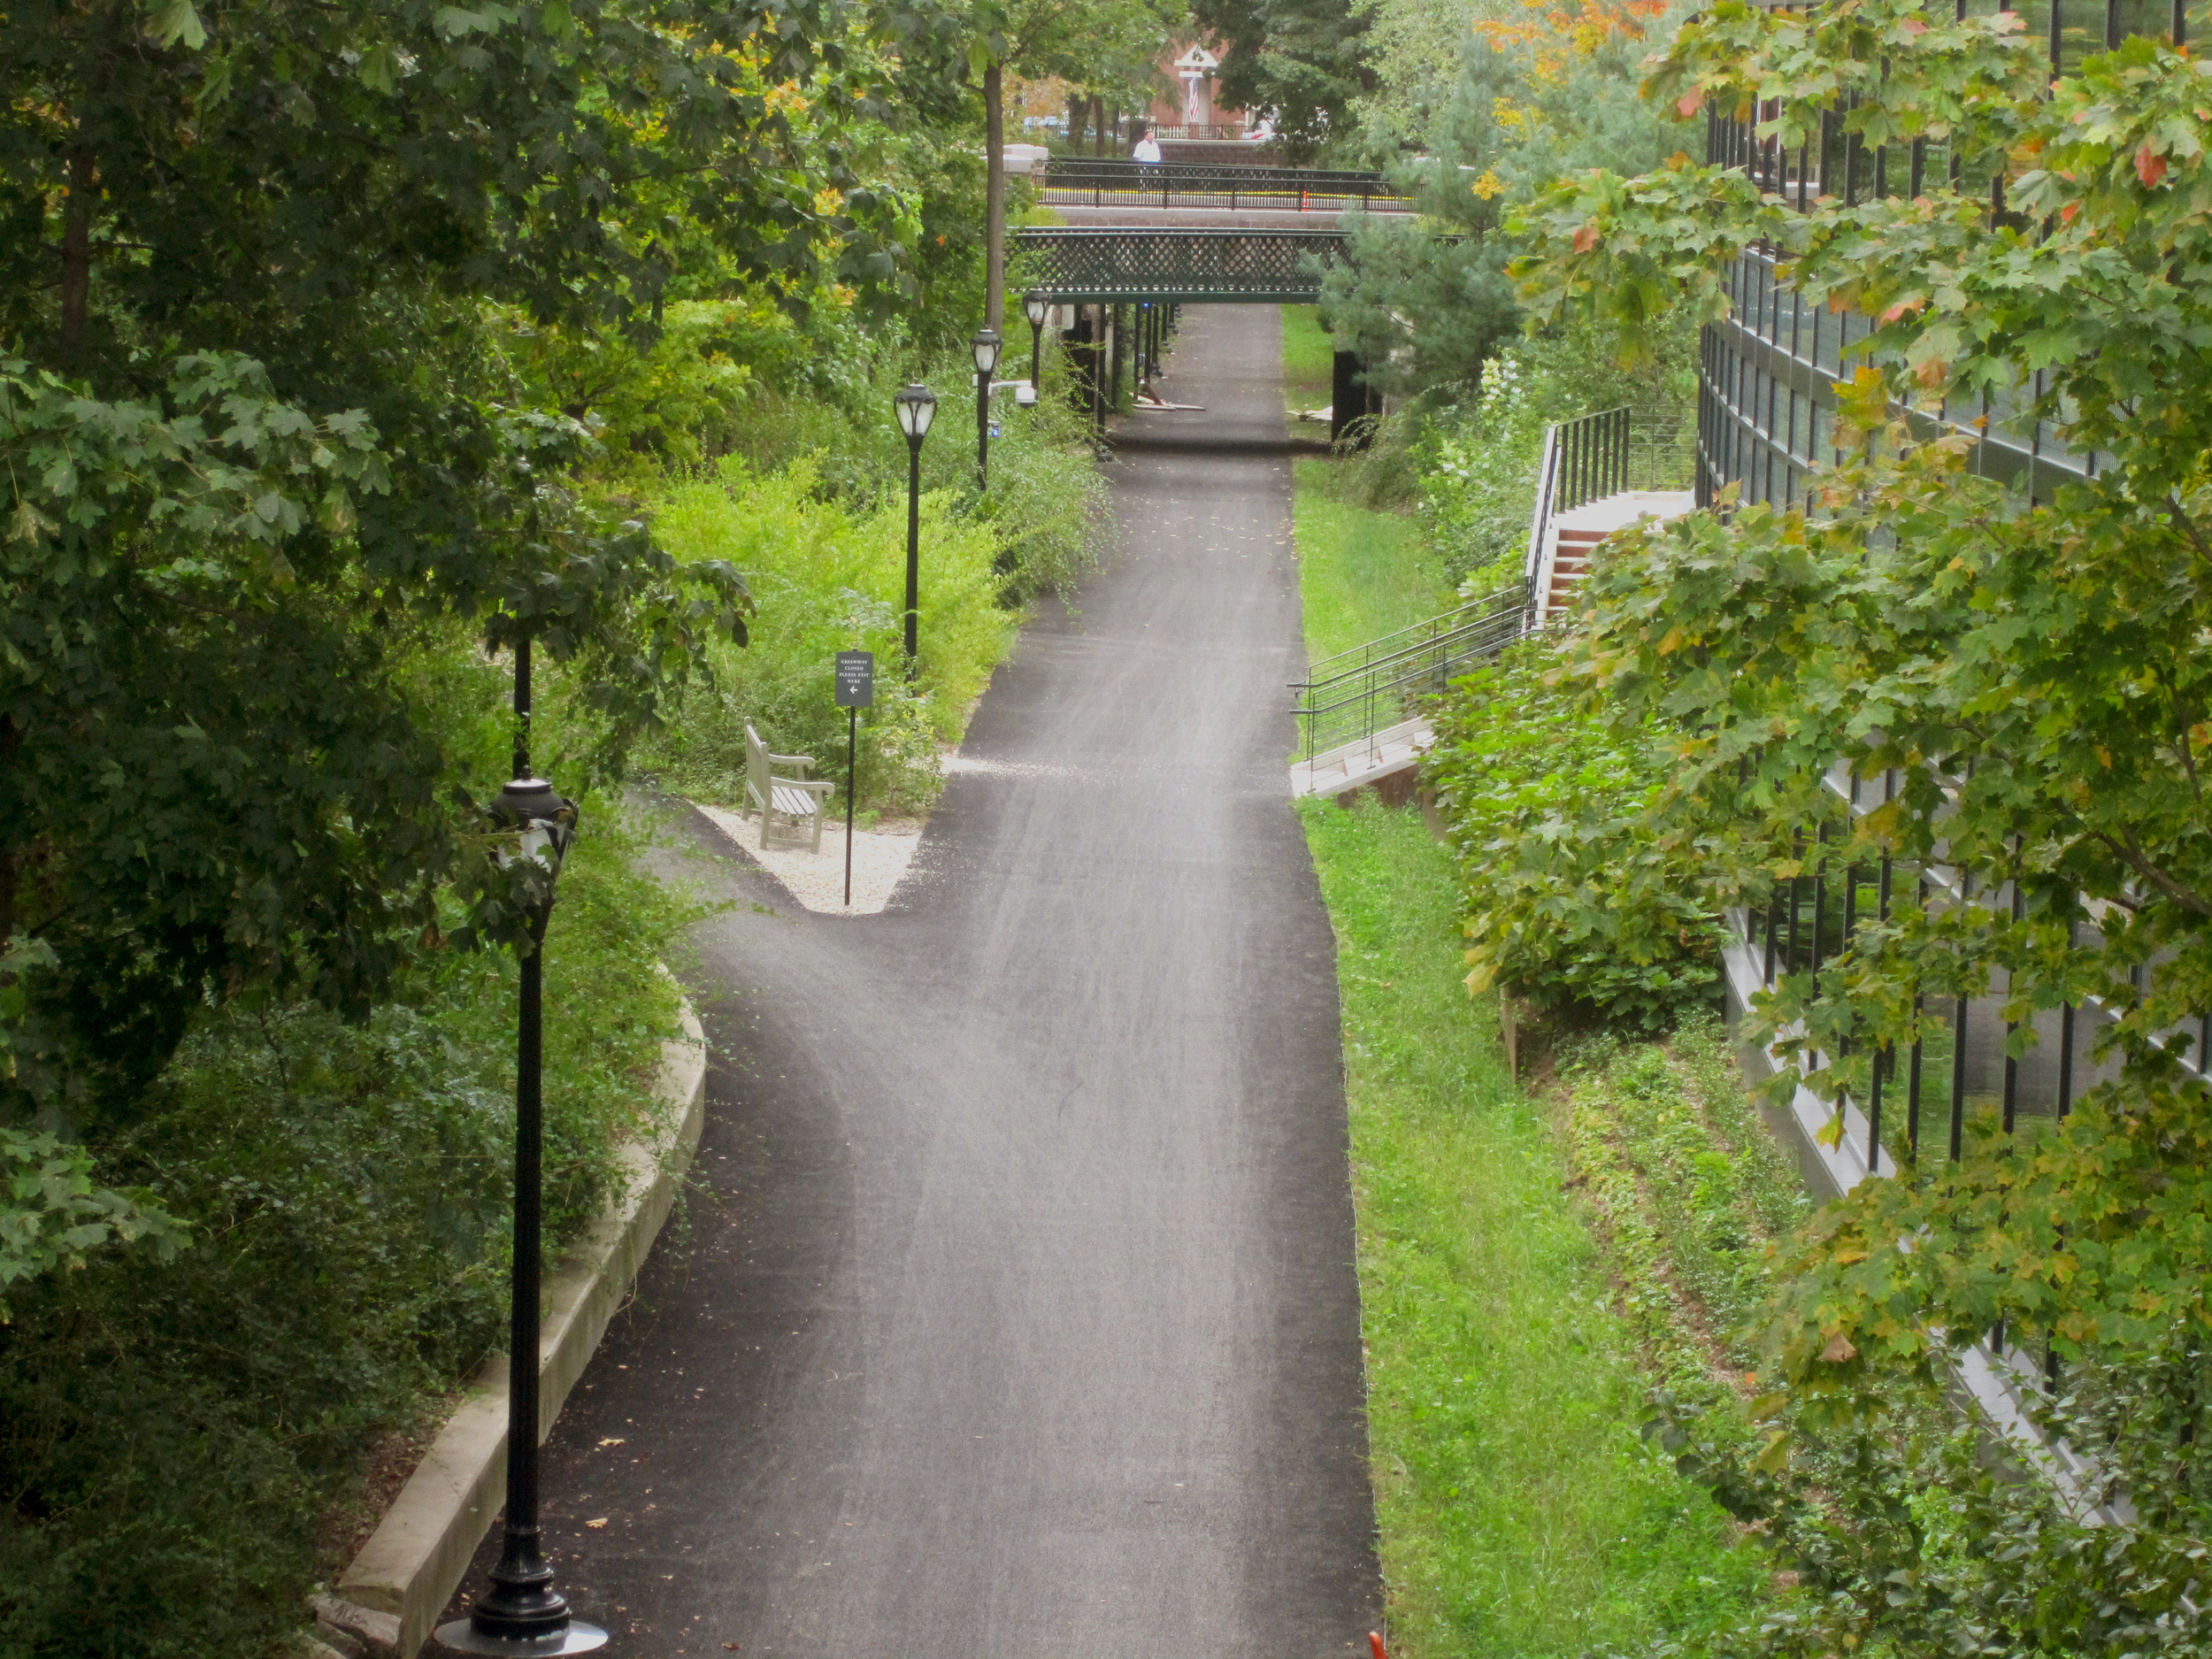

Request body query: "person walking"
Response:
[1132, 127, 1163, 165]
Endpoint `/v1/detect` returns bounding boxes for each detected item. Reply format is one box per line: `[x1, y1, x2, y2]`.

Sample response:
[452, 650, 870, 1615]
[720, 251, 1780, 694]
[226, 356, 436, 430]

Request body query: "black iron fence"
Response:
[1289, 585, 1527, 763]
[1040, 160, 1411, 213]
[1740, 766, 2212, 1186]
[1538, 405, 1635, 527]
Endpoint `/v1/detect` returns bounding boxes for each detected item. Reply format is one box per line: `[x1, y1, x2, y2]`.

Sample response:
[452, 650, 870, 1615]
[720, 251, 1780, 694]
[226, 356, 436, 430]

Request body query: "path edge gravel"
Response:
[320, 996, 710, 1659]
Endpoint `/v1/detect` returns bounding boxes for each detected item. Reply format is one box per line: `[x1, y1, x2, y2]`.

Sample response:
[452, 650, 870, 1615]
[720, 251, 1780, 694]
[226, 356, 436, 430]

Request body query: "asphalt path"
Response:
[447, 303, 1379, 1656]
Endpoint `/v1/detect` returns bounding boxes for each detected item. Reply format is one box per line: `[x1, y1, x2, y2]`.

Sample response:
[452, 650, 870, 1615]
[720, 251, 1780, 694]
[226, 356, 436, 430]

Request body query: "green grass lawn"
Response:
[1282, 306, 1454, 666]
[1283, 303, 1335, 426]
[1302, 799, 1770, 1659]
[1293, 465, 1454, 665]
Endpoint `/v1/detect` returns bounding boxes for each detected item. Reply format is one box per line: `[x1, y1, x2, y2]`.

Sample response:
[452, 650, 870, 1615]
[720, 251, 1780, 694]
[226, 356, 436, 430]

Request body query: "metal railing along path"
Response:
[1288, 585, 1528, 763]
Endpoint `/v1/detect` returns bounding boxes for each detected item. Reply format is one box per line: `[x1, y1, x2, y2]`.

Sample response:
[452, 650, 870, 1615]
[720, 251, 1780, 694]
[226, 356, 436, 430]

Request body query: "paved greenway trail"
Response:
[466, 304, 1380, 1655]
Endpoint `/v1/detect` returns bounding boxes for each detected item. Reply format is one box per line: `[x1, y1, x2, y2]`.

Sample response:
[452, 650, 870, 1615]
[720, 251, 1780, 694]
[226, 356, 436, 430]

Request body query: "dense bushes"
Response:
[636, 334, 1109, 816]
[1407, 315, 1700, 594]
[641, 458, 1018, 813]
[1425, 641, 1723, 1031]
[0, 811, 697, 1659]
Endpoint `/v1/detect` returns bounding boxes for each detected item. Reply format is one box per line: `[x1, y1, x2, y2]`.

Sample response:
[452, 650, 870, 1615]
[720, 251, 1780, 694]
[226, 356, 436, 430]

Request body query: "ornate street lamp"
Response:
[1023, 290, 1049, 395]
[438, 639, 600, 1656]
[892, 383, 937, 672]
[971, 326, 1002, 489]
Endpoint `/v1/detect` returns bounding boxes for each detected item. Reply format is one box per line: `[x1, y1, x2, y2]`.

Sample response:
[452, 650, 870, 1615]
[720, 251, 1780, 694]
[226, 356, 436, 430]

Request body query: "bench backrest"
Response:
[745, 722, 770, 803]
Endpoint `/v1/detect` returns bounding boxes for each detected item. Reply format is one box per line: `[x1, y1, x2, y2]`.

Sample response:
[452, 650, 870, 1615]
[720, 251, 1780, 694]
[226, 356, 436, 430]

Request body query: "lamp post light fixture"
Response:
[437, 639, 601, 1658]
[971, 326, 1002, 489]
[892, 383, 937, 672]
[1023, 289, 1049, 396]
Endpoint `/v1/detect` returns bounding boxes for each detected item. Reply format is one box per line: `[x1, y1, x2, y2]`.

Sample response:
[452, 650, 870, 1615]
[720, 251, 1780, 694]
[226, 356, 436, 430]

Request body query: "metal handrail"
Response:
[1289, 585, 1526, 762]
[1523, 406, 1694, 626]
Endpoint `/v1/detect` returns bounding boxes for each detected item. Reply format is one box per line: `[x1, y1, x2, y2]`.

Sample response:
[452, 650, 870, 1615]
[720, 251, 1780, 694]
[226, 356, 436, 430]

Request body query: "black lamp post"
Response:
[893, 383, 937, 672]
[438, 639, 600, 1657]
[971, 326, 1002, 489]
[1024, 290, 1049, 394]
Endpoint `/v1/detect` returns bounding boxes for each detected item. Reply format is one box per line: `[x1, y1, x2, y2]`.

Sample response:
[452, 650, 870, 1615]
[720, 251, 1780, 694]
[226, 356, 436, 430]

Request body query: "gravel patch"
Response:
[692, 803, 923, 915]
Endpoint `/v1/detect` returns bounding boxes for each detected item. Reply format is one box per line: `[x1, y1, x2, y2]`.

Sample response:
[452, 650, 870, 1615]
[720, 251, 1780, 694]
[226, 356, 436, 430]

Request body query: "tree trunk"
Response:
[1094, 96, 1106, 157]
[984, 58, 1005, 331]
[59, 149, 94, 364]
[0, 716, 19, 936]
[1067, 94, 1087, 152]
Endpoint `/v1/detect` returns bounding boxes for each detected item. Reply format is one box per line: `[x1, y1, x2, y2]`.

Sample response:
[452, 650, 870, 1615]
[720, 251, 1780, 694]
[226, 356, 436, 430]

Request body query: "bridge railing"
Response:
[1288, 585, 1527, 763]
[1146, 123, 1251, 141]
[1040, 160, 1412, 213]
[1013, 227, 1348, 303]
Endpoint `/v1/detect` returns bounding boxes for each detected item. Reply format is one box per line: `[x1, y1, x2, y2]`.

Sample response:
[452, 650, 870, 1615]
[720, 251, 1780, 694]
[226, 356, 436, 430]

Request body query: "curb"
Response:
[323, 999, 709, 1658]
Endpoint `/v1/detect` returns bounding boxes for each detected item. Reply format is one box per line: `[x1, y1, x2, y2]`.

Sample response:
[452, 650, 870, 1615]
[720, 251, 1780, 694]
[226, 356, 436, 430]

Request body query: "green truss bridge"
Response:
[1012, 227, 1348, 304]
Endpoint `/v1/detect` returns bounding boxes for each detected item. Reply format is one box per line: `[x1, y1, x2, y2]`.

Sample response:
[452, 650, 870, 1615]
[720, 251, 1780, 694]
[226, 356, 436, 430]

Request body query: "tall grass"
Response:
[1302, 797, 1767, 1658]
[1294, 462, 1455, 665]
[1283, 303, 1337, 421]
[640, 458, 1018, 814]
[637, 336, 1110, 816]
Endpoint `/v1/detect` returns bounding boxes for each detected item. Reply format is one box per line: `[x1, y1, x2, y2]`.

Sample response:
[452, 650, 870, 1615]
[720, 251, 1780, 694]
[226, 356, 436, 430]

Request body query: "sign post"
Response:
[833, 650, 875, 908]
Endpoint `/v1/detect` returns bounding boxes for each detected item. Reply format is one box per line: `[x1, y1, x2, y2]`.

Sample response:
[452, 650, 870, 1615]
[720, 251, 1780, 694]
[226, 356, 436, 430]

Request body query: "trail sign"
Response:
[835, 650, 875, 708]
[834, 650, 875, 907]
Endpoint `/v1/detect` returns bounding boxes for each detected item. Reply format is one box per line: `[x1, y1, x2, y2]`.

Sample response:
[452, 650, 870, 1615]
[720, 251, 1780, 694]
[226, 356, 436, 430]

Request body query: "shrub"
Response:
[1414, 357, 1553, 591]
[640, 457, 1018, 814]
[0, 809, 697, 1659]
[1425, 640, 1723, 1030]
[714, 337, 1111, 606]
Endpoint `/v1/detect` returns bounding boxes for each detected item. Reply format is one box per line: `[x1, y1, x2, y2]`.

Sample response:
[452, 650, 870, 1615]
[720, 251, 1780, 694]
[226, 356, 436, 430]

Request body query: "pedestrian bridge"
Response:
[1016, 163, 1425, 303]
[1014, 227, 1349, 304]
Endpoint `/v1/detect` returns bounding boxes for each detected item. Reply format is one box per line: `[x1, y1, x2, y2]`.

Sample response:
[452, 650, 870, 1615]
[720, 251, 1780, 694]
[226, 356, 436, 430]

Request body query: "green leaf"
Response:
[142, 0, 207, 49]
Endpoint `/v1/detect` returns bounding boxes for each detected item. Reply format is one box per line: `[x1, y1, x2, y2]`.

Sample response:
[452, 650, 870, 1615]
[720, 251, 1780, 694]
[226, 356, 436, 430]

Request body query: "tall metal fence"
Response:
[1288, 585, 1527, 763]
[1744, 764, 2212, 1184]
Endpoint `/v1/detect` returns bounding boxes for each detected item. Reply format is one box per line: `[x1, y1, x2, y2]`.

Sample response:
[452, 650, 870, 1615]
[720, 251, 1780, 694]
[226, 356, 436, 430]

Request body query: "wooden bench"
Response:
[745, 723, 834, 853]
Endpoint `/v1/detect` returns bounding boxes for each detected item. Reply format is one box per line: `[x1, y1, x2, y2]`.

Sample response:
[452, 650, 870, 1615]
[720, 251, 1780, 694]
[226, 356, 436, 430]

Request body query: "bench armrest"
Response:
[766, 750, 815, 772]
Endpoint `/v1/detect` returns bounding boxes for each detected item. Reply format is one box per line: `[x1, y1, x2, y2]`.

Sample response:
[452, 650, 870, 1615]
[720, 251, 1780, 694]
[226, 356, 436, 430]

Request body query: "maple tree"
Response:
[0, 0, 945, 1125]
[1501, 2, 2212, 1644]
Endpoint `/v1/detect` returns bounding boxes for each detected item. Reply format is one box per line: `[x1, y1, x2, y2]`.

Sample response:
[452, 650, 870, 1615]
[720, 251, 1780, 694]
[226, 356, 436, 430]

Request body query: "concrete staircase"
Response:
[1289, 716, 1432, 802]
[1530, 488, 1695, 624]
